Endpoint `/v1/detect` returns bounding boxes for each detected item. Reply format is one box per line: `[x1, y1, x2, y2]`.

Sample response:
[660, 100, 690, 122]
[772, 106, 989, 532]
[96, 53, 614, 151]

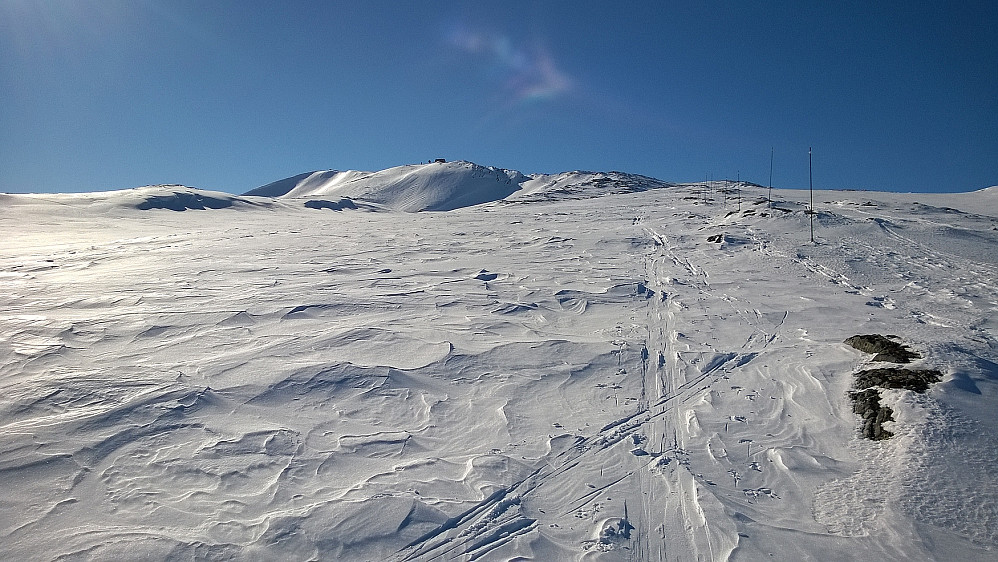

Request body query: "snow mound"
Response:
[253, 161, 527, 212]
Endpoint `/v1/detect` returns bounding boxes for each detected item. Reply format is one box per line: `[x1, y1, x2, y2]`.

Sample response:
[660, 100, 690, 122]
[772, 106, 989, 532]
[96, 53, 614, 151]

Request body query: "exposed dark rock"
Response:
[846, 336, 943, 440]
[854, 367, 943, 393]
[474, 270, 499, 282]
[845, 334, 920, 363]
[304, 198, 357, 211]
[848, 367, 942, 440]
[849, 388, 894, 440]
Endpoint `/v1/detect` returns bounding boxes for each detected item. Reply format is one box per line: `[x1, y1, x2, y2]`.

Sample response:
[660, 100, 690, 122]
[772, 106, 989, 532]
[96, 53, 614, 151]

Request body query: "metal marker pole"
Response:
[809, 147, 814, 243]
[769, 147, 774, 211]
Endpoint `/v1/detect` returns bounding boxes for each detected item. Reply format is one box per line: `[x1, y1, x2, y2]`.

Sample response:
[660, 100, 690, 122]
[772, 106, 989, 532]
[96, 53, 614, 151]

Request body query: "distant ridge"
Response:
[244, 161, 524, 212]
[244, 161, 677, 211]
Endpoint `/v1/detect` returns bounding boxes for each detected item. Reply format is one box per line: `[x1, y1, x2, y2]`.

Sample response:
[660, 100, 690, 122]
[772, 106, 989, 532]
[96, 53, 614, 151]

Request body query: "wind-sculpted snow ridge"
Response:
[243, 170, 346, 198]
[2, 178, 997, 560]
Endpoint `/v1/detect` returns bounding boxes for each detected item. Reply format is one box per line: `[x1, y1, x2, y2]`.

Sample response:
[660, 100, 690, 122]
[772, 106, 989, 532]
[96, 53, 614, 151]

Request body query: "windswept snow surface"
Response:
[2, 177, 998, 561]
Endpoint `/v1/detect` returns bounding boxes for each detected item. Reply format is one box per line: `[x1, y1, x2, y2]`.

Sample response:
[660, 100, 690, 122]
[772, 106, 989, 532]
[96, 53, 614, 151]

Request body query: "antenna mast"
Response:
[769, 147, 774, 211]
[737, 171, 741, 212]
[809, 147, 814, 243]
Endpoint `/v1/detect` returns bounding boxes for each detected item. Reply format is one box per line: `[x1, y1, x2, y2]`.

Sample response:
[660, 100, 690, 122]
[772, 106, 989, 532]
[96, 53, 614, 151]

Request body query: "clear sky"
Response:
[2, 1, 996, 194]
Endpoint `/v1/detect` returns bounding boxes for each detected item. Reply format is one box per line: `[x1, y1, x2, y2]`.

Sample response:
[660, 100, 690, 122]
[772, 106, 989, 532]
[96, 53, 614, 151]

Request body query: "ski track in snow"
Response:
[1, 181, 997, 560]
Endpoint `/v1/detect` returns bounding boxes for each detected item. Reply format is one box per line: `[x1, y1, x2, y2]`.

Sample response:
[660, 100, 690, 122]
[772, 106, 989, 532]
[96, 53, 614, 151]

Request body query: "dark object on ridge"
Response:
[845, 334, 920, 363]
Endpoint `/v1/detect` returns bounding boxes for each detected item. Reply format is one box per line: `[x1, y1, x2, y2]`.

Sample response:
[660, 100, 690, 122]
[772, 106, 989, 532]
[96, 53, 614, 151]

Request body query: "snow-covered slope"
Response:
[245, 162, 678, 211]
[243, 171, 329, 197]
[2, 173, 997, 561]
[248, 161, 528, 212]
[2, 185, 267, 213]
[511, 170, 675, 202]
[281, 170, 375, 199]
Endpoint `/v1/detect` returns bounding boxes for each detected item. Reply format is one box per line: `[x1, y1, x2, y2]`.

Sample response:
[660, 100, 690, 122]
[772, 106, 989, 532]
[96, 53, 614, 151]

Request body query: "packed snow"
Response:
[2, 164, 997, 561]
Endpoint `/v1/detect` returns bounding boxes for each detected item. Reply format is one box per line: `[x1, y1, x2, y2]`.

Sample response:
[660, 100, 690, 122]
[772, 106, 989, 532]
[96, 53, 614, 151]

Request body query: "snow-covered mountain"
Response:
[242, 161, 675, 211]
[2, 164, 997, 561]
[244, 161, 526, 211]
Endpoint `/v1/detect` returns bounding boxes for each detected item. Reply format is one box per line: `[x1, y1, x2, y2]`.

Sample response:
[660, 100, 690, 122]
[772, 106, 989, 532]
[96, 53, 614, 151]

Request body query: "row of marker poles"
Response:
[705, 146, 812, 241]
[708, 146, 812, 242]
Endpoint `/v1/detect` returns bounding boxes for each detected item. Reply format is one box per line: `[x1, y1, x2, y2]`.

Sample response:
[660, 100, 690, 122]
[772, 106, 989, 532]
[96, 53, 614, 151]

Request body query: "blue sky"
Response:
[1, 1, 995, 194]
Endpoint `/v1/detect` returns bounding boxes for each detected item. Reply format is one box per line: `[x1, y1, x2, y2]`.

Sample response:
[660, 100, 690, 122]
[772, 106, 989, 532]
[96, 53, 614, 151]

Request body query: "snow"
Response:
[253, 161, 528, 212]
[244, 171, 335, 198]
[512, 170, 674, 202]
[2, 167, 997, 560]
